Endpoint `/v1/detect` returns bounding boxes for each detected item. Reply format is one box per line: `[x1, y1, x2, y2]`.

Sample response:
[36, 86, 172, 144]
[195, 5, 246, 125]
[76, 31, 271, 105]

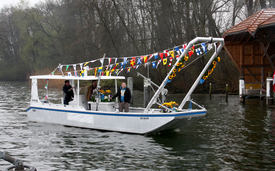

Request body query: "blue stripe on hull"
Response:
[26, 107, 206, 117]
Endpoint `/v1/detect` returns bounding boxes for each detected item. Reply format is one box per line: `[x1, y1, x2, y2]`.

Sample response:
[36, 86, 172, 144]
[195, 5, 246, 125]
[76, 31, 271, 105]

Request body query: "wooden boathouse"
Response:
[223, 9, 275, 98]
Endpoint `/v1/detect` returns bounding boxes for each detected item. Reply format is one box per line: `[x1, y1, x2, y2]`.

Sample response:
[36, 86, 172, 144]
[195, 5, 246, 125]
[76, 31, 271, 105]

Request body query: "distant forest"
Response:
[0, 0, 274, 92]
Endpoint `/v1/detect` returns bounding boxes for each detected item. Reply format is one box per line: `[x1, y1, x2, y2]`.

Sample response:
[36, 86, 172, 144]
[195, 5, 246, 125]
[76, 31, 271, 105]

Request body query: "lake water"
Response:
[0, 81, 274, 170]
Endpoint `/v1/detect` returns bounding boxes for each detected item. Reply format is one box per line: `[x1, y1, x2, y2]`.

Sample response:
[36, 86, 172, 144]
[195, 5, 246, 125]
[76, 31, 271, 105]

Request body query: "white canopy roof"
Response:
[30, 75, 125, 80]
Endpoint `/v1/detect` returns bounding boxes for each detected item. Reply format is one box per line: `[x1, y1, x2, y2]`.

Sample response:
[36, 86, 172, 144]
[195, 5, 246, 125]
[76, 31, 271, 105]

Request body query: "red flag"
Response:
[189, 51, 194, 57]
[159, 53, 164, 60]
[273, 70, 275, 92]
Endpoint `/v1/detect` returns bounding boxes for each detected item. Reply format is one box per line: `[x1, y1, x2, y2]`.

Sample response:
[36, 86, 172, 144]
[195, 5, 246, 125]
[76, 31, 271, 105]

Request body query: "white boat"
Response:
[26, 37, 224, 134]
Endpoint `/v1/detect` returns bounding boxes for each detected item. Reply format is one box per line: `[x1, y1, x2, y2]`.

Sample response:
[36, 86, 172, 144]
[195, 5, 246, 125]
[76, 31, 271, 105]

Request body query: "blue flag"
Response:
[137, 58, 142, 65]
[152, 61, 156, 68]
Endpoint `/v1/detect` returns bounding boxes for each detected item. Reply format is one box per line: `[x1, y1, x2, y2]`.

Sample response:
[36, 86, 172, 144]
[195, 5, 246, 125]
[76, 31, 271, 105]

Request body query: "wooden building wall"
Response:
[225, 41, 275, 89]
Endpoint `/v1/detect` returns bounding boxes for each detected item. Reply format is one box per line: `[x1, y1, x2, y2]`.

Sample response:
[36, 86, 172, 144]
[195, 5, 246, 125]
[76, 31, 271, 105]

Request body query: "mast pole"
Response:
[96, 54, 106, 111]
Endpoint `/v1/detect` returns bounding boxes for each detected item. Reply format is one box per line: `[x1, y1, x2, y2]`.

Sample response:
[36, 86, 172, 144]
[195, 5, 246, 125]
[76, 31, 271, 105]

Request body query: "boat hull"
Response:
[26, 105, 206, 134]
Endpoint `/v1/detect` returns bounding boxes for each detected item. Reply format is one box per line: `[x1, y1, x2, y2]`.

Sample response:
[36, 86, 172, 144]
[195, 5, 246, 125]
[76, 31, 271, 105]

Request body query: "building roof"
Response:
[224, 9, 275, 37]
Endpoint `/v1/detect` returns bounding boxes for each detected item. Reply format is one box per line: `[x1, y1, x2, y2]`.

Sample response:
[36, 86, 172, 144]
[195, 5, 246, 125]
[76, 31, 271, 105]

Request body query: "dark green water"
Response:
[0, 81, 274, 170]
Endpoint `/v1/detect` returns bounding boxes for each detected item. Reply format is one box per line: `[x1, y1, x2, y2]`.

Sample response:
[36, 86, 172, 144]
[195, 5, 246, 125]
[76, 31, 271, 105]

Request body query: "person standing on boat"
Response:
[63, 80, 74, 105]
[111, 82, 131, 112]
[86, 80, 97, 101]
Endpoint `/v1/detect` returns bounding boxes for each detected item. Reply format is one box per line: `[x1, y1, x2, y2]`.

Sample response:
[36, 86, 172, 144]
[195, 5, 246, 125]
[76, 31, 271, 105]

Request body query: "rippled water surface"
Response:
[0, 81, 275, 170]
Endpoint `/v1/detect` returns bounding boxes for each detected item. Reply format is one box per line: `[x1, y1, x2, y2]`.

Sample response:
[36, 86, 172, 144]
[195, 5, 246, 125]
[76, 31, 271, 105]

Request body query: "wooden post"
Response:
[144, 78, 151, 108]
[226, 84, 228, 102]
[127, 77, 133, 104]
[209, 83, 212, 100]
[266, 77, 273, 105]
[239, 76, 245, 104]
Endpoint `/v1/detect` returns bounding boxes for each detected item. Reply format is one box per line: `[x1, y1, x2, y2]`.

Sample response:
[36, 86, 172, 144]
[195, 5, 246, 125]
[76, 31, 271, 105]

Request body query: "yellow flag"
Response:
[95, 68, 97, 75]
[163, 58, 167, 65]
[84, 62, 89, 66]
[169, 51, 174, 58]
[106, 71, 110, 76]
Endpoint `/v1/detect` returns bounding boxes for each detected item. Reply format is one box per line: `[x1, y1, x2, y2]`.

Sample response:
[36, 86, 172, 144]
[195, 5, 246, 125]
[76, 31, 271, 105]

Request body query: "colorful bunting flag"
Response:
[169, 50, 175, 58]
[114, 69, 119, 75]
[159, 53, 164, 60]
[52, 71, 55, 75]
[174, 46, 180, 55]
[80, 63, 83, 70]
[66, 65, 69, 71]
[108, 58, 112, 65]
[152, 61, 156, 68]
[189, 51, 194, 57]
[45, 95, 48, 100]
[127, 67, 131, 73]
[73, 65, 76, 71]
[149, 54, 153, 60]
[106, 71, 110, 76]
[164, 50, 170, 57]
[95, 68, 97, 75]
[137, 58, 142, 65]
[168, 57, 173, 67]
[100, 58, 104, 65]
[143, 56, 148, 63]
[179, 48, 184, 54]
[196, 48, 202, 55]
[183, 44, 187, 49]
[208, 43, 213, 50]
[111, 63, 118, 73]
[136, 65, 140, 69]
[98, 67, 103, 72]
[154, 53, 159, 60]
[201, 43, 207, 54]
[156, 60, 162, 68]
[84, 62, 89, 66]
[130, 59, 135, 67]
[163, 58, 167, 65]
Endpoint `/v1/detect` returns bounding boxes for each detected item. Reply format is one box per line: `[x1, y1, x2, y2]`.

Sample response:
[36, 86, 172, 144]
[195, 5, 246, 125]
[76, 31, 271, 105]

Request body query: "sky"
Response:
[0, 0, 42, 9]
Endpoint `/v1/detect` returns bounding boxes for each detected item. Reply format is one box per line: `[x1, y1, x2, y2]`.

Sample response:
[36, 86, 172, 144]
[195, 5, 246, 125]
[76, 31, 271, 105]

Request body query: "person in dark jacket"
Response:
[63, 80, 74, 105]
[111, 82, 131, 112]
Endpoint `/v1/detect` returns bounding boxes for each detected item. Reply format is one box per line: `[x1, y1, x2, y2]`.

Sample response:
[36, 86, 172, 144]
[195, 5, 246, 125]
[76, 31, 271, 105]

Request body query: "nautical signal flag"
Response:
[137, 58, 142, 65]
[201, 43, 207, 54]
[127, 67, 131, 73]
[169, 51, 174, 58]
[106, 71, 110, 76]
[163, 58, 167, 65]
[159, 53, 164, 60]
[154, 53, 159, 60]
[149, 54, 153, 60]
[156, 60, 162, 68]
[189, 50, 194, 57]
[113, 63, 119, 72]
[98, 67, 102, 72]
[174, 46, 180, 55]
[168, 57, 173, 67]
[164, 50, 170, 57]
[196, 48, 202, 55]
[152, 61, 156, 68]
[143, 56, 148, 63]
[130, 59, 135, 67]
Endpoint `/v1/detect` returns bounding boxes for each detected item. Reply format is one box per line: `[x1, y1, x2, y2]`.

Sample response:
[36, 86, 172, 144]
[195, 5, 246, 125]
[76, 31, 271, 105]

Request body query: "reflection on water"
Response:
[0, 82, 274, 170]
